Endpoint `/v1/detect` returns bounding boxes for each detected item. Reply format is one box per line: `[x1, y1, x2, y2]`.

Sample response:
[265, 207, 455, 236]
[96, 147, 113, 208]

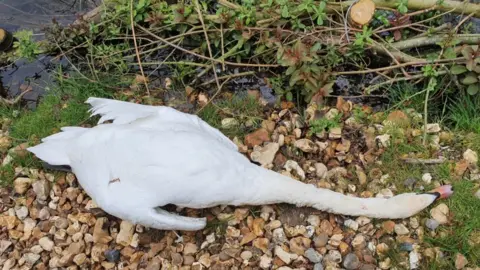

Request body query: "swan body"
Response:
[27, 97, 453, 231]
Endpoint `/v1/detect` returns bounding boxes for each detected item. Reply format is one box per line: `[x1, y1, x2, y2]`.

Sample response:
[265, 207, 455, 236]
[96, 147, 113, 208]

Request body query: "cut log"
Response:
[348, 0, 376, 27]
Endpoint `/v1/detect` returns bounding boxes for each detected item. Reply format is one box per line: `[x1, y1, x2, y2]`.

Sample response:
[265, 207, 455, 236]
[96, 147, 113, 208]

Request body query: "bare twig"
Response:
[200, 71, 256, 86]
[401, 157, 446, 164]
[0, 89, 32, 107]
[138, 25, 278, 68]
[130, 0, 150, 96]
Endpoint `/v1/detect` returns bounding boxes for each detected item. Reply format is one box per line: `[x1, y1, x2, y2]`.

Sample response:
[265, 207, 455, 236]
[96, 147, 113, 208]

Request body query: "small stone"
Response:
[274, 246, 296, 264]
[376, 188, 394, 198]
[221, 118, 239, 129]
[422, 173, 432, 184]
[240, 250, 252, 261]
[272, 228, 288, 244]
[22, 253, 41, 266]
[184, 243, 198, 255]
[356, 216, 371, 226]
[385, 110, 410, 127]
[425, 219, 439, 230]
[376, 134, 390, 147]
[14, 177, 33, 194]
[38, 207, 50, 220]
[328, 234, 344, 247]
[38, 237, 54, 251]
[307, 215, 320, 227]
[315, 163, 328, 179]
[251, 143, 279, 166]
[253, 238, 269, 253]
[463, 149, 478, 165]
[259, 254, 272, 269]
[325, 250, 342, 263]
[314, 263, 324, 270]
[455, 253, 468, 269]
[475, 189, 480, 199]
[399, 242, 413, 252]
[304, 248, 322, 263]
[93, 217, 113, 244]
[394, 224, 410, 235]
[252, 218, 265, 236]
[289, 237, 311, 255]
[104, 249, 120, 262]
[343, 253, 361, 269]
[55, 217, 69, 229]
[329, 127, 342, 139]
[32, 180, 50, 202]
[284, 160, 306, 180]
[404, 178, 417, 189]
[294, 139, 316, 153]
[245, 128, 270, 147]
[423, 123, 441, 133]
[314, 233, 329, 248]
[409, 250, 420, 269]
[116, 221, 135, 246]
[344, 219, 359, 231]
[351, 234, 366, 250]
[430, 203, 449, 224]
[409, 217, 419, 229]
[0, 240, 12, 255]
[15, 206, 29, 220]
[240, 232, 257, 245]
[383, 221, 396, 234]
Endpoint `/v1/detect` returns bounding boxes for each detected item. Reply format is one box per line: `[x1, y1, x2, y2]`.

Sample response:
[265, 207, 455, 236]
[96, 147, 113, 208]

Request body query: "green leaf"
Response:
[286, 92, 293, 101]
[450, 65, 468, 75]
[289, 70, 303, 86]
[316, 16, 323, 25]
[443, 47, 456, 59]
[286, 66, 297, 75]
[461, 46, 474, 60]
[319, 1, 326, 10]
[467, 83, 480, 95]
[281, 5, 289, 18]
[310, 42, 322, 53]
[461, 72, 479, 85]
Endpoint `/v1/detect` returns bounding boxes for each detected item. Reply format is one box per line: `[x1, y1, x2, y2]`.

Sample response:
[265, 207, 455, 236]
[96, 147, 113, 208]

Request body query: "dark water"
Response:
[0, 0, 98, 108]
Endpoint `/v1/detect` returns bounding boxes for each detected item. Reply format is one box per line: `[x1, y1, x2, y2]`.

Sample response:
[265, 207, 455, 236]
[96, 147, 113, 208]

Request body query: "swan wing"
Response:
[86, 97, 237, 150]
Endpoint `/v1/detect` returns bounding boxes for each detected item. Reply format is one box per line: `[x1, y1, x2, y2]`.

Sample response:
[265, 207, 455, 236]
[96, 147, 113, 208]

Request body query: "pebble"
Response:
[38, 237, 54, 251]
[430, 203, 449, 224]
[313, 263, 324, 270]
[250, 143, 279, 166]
[221, 118, 239, 129]
[404, 178, 417, 189]
[116, 221, 135, 246]
[294, 139, 316, 153]
[325, 250, 342, 263]
[240, 250, 252, 261]
[104, 250, 120, 262]
[463, 149, 478, 165]
[475, 189, 480, 199]
[184, 242, 198, 255]
[259, 254, 272, 269]
[394, 224, 410, 235]
[343, 253, 361, 269]
[344, 219, 359, 231]
[314, 233, 329, 248]
[328, 234, 343, 247]
[455, 253, 468, 269]
[307, 215, 320, 227]
[13, 177, 33, 194]
[351, 234, 366, 250]
[32, 180, 50, 202]
[399, 242, 413, 252]
[422, 173, 432, 184]
[274, 246, 296, 264]
[14, 206, 29, 220]
[409, 217, 419, 229]
[425, 219, 440, 230]
[409, 250, 420, 269]
[304, 248, 322, 263]
[315, 163, 328, 179]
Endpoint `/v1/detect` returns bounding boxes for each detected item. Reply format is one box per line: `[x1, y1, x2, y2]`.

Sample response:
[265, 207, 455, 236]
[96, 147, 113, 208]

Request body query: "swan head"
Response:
[426, 184, 454, 200]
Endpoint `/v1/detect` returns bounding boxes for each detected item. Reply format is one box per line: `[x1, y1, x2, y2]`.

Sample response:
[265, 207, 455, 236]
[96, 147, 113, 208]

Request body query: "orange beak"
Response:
[428, 185, 454, 199]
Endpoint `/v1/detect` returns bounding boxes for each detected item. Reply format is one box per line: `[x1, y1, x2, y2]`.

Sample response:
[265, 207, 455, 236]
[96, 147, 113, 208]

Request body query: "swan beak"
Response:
[428, 184, 454, 200]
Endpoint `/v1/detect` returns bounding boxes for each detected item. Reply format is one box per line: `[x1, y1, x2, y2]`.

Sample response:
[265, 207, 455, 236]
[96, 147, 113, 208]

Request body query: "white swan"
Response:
[27, 97, 453, 231]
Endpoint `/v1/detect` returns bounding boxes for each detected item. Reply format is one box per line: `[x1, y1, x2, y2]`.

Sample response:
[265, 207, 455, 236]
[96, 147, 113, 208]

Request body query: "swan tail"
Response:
[27, 127, 88, 166]
[246, 167, 449, 219]
[86, 97, 157, 125]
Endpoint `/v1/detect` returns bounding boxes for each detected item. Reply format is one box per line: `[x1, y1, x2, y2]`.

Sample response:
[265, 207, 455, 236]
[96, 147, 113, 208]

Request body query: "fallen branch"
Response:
[401, 157, 446, 164]
[391, 34, 480, 51]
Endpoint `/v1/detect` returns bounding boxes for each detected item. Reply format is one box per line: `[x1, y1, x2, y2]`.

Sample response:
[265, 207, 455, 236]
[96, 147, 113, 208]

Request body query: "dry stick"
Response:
[136, 61, 209, 67]
[422, 79, 432, 146]
[334, 57, 465, 75]
[138, 25, 278, 68]
[130, 0, 150, 96]
[200, 71, 256, 86]
[372, 39, 411, 77]
[454, 12, 475, 32]
[193, 0, 222, 94]
[0, 89, 32, 106]
[392, 34, 480, 51]
[401, 157, 446, 164]
[415, 23, 452, 38]
[365, 70, 448, 93]
[375, 8, 456, 34]
[221, 24, 226, 71]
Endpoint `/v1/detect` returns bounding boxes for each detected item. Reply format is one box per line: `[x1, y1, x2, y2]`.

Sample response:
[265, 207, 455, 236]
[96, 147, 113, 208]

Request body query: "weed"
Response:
[12, 30, 43, 62]
[447, 93, 480, 133]
[308, 114, 342, 136]
[424, 181, 480, 267]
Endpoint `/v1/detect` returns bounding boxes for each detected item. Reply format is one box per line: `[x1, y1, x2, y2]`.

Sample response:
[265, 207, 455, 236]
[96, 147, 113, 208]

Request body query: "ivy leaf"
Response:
[467, 83, 480, 95]
[461, 72, 479, 85]
[450, 65, 468, 75]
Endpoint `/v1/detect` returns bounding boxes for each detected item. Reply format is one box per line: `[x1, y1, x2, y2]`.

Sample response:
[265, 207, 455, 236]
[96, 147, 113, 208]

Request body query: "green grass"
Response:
[424, 181, 480, 268]
[447, 93, 480, 134]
